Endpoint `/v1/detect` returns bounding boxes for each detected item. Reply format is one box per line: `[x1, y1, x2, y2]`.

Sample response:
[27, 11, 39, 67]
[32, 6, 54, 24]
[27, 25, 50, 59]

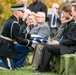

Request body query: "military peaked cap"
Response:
[11, 4, 24, 11]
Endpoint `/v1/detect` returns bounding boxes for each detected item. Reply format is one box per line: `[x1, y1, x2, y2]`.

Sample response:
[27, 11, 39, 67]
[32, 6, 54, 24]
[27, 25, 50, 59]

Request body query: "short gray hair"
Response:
[36, 12, 45, 18]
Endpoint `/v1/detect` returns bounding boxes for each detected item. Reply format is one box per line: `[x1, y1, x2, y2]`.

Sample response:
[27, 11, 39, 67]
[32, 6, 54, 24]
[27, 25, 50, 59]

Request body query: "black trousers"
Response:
[38, 44, 61, 71]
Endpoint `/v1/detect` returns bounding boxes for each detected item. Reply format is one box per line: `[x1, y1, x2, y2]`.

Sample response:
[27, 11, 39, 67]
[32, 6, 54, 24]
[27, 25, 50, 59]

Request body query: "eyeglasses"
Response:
[36, 16, 43, 18]
[56, 8, 59, 9]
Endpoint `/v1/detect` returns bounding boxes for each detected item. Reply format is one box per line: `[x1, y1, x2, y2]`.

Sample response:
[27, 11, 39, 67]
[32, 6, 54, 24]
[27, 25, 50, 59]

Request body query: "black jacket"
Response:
[0, 15, 32, 58]
[28, 1, 47, 20]
[59, 19, 76, 54]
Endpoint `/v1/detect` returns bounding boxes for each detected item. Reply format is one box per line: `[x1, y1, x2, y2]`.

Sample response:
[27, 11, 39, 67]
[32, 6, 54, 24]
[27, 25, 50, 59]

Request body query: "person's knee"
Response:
[43, 45, 49, 51]
[43, 44, 53, 52]
[36, 44, 43, 51]
[44, 44, 51, 49]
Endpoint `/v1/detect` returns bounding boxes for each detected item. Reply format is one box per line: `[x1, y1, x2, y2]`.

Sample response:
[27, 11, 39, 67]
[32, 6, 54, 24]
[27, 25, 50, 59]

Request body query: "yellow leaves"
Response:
[41, 0, 61, 8]
[0, 0, 61, 20]
[27, 0, 61, 8]
[0, 0, 19, 29]
[0, 0, 61, 27]
[0, 0, 20, 20]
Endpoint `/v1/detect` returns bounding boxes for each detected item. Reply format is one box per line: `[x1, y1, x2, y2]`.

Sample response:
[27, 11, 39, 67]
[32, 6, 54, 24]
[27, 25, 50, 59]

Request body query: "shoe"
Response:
[46, 66, 51, 72]
[33, 68, 45, 73]
[15, 65, 24, 70]
[33, 69, 40, 73]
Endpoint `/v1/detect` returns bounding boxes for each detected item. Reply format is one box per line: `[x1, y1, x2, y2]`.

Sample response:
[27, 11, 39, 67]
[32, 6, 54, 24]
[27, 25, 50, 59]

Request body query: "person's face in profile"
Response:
[61, 14, 69, 24]
[15, 10, 24, 19]
[62, 11, 70, 20]
[71, 7, 76, 20]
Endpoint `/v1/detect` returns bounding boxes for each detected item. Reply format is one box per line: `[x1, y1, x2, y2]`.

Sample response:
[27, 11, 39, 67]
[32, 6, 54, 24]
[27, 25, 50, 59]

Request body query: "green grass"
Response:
[0, 53, 60, 75]
[0, 65, 60, 75]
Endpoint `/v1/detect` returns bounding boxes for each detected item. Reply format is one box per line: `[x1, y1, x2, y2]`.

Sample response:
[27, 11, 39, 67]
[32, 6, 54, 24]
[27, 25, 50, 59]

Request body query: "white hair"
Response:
[24, 9, 31, 13]
[36, 12, 45, 18]
[52, 3, 59, 8]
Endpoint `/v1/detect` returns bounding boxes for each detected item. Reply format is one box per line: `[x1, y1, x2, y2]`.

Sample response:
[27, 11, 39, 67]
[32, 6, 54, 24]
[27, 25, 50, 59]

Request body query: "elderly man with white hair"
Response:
[28, 12, 50, 68]
[28, 12, 50, 48]
[48, 3, 61, 38]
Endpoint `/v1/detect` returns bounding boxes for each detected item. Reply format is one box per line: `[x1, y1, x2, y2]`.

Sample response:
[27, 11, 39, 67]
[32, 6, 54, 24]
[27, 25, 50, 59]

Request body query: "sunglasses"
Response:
[56, 8, 59, 9]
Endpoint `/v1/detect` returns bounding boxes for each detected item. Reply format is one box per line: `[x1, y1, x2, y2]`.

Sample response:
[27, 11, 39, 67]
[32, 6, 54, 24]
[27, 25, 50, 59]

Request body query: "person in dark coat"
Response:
[28, 0, 47, 21]
[0, 4, 32, 70]
[33, 5, 76, 73]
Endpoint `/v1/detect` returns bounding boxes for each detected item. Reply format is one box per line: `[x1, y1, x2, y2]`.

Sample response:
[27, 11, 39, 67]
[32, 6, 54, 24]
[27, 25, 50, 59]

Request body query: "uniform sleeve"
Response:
[12, 23, 32, 46]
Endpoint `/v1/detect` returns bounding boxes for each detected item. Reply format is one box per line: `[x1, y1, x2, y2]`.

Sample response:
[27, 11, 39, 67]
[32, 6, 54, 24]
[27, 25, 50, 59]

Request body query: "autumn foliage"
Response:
[0, 0, 62, 30]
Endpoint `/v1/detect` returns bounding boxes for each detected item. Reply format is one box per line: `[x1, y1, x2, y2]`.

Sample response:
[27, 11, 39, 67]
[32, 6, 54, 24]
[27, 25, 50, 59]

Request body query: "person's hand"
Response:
[41, 42, 48, 45]
[51, 40, 59, 44]
[47, 41, 52, 44]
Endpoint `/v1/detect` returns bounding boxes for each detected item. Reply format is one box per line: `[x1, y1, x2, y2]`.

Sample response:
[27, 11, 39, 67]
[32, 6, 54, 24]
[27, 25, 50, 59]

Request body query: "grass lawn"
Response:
[0, 65, 60, 75]
[0, 53, 60, 75]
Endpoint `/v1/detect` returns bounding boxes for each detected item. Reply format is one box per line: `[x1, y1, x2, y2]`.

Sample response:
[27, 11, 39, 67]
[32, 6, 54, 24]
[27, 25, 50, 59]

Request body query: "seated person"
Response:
[25, 12, 50, 49]
[31, 5, 74, 69]
[52, 13, 69, 41]
[25, 12, 36, 34]
[24, 12, 50, 67]
[33, 5, 76, 73]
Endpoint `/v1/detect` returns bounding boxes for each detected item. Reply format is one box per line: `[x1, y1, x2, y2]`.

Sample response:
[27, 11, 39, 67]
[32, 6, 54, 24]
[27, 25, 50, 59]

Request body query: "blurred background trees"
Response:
[0, 0, 67, 30]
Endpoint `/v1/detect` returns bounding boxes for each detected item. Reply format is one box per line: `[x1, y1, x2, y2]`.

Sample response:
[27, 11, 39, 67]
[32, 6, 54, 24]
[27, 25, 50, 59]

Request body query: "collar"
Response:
[75, 21, 76, 23]
[67, 18, 74, 24]
[12, 15, 19, 22]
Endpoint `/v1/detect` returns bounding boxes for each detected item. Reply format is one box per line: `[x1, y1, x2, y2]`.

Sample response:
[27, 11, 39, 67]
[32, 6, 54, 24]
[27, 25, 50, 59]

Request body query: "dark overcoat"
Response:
[0, 15, 32, 58]
[59, 20, 76, 54]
